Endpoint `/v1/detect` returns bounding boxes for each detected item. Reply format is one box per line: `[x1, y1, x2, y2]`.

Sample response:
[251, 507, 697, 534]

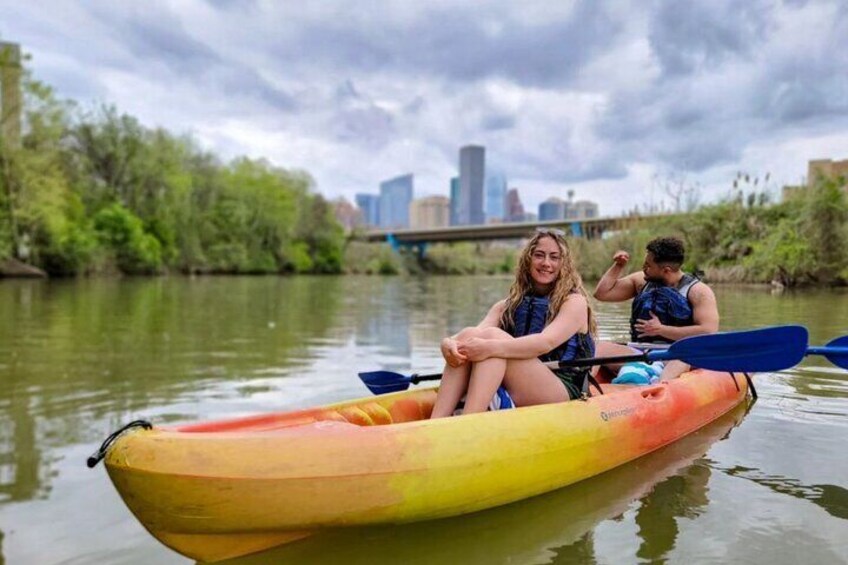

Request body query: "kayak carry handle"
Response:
[87, 420, 152, 468]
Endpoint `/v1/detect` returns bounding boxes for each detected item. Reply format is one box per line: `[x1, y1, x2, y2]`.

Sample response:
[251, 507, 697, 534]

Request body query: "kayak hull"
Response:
[104, 369, 749, 562]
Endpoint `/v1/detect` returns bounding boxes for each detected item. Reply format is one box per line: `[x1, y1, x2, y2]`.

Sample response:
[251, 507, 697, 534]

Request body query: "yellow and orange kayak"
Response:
[103, 369, 749, 562]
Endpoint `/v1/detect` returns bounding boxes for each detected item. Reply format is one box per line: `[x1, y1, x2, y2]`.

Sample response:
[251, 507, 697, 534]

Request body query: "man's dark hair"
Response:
[646, 237, 685, 267]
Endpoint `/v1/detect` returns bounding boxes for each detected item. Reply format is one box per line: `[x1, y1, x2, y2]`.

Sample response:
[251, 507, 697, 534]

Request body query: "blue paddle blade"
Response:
[358, 370, 414, 395]
[647, 325, 809, 372]
[824, 336, 848, 369]
[807, 335, 848, 369]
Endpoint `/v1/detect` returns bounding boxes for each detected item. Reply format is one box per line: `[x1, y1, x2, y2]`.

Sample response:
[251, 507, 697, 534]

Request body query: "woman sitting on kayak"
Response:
[430, 228, 596, 418]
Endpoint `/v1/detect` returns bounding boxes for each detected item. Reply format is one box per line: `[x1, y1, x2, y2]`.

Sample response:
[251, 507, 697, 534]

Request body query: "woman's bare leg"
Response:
[462, 357, 508, 414]
[463, 357, 571, 414]
[659, 360, 689, 380]
[430, 362, 472, 418]
[502, 358, 571, 406]
[433, 326, 522, 417]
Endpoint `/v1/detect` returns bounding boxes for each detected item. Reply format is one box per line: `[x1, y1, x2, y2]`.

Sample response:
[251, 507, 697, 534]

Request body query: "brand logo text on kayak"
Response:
[600, 406, 636, 421]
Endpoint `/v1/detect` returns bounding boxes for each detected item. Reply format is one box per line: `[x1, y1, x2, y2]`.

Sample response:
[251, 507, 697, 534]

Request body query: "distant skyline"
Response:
[4, 1, 848, 214]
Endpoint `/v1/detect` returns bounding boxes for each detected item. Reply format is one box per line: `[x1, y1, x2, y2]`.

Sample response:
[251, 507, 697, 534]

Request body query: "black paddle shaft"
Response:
[408, 352, 650, 384]
[556, 352, 649, 368]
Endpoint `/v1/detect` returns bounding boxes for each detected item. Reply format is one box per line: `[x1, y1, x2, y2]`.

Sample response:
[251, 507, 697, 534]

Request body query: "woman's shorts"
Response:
[552, 370, 584, 400]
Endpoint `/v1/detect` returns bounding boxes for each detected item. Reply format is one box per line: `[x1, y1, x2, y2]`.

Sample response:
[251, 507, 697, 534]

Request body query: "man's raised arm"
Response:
[593, 250, 640, 302]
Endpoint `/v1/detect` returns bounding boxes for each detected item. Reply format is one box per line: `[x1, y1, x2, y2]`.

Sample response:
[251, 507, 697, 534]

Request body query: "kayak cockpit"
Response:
[173, 388, 439, 433]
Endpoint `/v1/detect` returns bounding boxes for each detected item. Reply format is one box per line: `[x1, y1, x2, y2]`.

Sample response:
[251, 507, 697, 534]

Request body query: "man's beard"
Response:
[644, 275, 665, 285]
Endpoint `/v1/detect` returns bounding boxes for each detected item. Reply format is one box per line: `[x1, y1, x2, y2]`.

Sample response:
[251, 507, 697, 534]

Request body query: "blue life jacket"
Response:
[630, 273, 699, 344]
[505, 294, 595, 365]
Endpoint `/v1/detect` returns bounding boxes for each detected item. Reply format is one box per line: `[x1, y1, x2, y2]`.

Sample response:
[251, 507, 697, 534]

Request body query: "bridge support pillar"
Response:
[570, 222, 582, 237]
[387, 233, 428, 259]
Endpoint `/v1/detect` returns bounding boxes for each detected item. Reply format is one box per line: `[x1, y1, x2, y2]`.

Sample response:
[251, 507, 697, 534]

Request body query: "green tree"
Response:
[0, 71, 94, 274]
[93, 203, 162, 274]
[291, 192, 345, 273]
[800, 176, 848, 283]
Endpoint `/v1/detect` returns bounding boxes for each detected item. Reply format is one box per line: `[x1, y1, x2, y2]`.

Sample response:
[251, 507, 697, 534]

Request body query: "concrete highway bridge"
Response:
[357, 214, 656, 253]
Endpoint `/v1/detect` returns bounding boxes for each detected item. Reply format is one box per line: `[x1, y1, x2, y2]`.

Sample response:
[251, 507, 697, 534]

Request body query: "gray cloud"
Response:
[756, 14, 848, 124]
[6, 0, 848, 213]
[261, 1, 626, 88]
[596, 0, 848, 173]
[649, 0, 776, 77]
[83, 3, 296, 112]
[480, 112, 516, 131]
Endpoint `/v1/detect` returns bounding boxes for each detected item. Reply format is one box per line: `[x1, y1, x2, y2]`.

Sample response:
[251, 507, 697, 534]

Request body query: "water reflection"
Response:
[220, 403, 749, 565]
[634, 464, 711, 563]
[706, 461, 848, 521]
[0, 399, 48, 504]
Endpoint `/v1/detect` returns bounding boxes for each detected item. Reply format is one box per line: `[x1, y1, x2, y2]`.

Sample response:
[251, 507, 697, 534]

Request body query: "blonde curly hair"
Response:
[499, 230, 597, 336]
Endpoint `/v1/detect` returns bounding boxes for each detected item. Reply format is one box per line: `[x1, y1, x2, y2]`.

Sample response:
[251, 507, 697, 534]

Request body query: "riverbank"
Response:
[0, 258, 46, 278]
[4, 237, 846, 289]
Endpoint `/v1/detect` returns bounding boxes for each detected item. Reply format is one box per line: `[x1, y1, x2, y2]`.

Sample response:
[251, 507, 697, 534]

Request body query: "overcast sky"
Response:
[4, 0, 848, 215]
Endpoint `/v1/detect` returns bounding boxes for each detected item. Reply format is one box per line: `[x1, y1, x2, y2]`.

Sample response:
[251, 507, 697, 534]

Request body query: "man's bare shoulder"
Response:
[689, 280, 716, 301]
[628, 271, 646, 291]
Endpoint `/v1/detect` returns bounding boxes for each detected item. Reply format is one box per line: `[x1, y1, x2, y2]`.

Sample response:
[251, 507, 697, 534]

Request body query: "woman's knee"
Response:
[478, 326, 512, 340]
[455, 326, 483, 340]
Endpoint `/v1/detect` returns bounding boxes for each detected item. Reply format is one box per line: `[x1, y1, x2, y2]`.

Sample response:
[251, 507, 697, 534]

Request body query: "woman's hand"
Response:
[457, 337, 495, 362]
[441, 337, 467, 367]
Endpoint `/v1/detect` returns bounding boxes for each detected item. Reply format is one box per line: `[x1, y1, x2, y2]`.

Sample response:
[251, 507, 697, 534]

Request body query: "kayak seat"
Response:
[359, 402, 393, 425]
[176, 390, 438, 431]
[388, 392, 436, 423]
[331, 390, 438, 425]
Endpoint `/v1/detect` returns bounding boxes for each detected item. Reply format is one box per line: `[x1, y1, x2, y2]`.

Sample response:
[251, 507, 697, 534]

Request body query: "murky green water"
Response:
[1, 276, 846, 564]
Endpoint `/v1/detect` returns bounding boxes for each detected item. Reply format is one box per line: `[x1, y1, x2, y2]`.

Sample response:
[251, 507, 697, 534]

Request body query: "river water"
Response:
[1, 276, 846, 564]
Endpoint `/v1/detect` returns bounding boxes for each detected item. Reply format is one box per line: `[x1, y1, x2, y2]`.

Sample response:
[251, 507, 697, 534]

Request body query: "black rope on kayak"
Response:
[727, 372, 740, 392]
[743, 372, 757, 400]
[86, 420, 152, 469]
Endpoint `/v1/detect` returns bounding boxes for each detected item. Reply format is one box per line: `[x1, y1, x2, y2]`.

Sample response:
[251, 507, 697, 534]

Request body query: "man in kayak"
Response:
[430, 228, 596, 418]
[592, 236, 719, 381]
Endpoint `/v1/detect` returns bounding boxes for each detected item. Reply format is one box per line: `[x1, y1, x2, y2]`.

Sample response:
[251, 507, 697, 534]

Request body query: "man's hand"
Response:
[613, 250, 630, 266]
[634, 312, 664, 338]
[441, 337, 467, 367]
[457, 337, 493, 362]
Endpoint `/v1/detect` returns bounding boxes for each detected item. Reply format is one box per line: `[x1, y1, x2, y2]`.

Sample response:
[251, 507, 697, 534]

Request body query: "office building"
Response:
[505, 188, 525, 222]
[449, 176, 460, 226]
[539, 197, 566, 221]
[459, 145, 485, 225]
[332, 197, 361, 231]
[485, 173, 507, 222]
[784, 157, 848, 201]
[410, 196, 450, 229]
[808, 158, 848, 187]
[355, 193, 380, 227]
[379, 174, 414, 229]
[569, 200, 599, 219]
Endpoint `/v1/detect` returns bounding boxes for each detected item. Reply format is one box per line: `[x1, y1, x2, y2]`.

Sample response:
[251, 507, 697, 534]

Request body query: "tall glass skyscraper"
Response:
[459, 145, 485, 225]
[379, 174, 414, 229]
[449, 176, 460, 226]
[485, 173, 507, 222]
[355, 193, 380, 227]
